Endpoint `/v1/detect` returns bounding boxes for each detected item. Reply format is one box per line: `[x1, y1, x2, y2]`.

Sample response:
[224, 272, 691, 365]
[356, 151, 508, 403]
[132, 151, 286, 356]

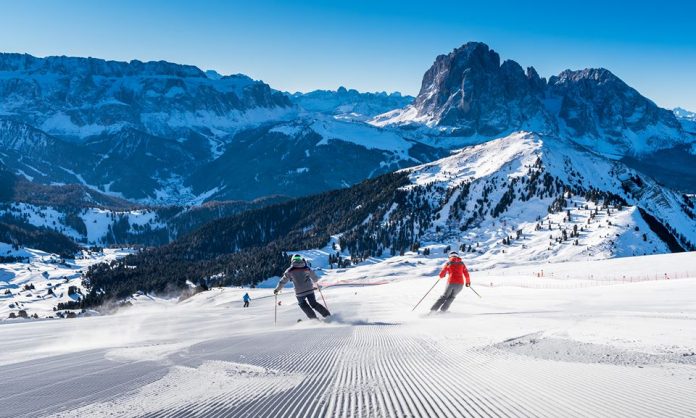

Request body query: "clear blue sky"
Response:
[1, 0, 695, 110]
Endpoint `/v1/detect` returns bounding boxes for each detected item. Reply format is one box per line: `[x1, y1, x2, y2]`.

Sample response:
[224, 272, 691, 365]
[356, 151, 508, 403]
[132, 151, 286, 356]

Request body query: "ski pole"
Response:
[317, 286, 329, 311]
[411, 279, 440, 311]
[469, 286, 482, 298]
[274, 293, 277, 326]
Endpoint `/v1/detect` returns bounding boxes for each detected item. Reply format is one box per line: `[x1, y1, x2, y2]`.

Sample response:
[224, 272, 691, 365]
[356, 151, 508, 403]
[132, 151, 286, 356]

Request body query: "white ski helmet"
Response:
[449, 251, 459, 257]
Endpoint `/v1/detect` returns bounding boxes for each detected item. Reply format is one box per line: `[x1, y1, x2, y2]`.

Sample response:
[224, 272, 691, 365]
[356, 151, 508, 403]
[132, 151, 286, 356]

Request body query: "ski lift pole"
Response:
[411, 279, 440, 311]
[469, 285, 482, 299]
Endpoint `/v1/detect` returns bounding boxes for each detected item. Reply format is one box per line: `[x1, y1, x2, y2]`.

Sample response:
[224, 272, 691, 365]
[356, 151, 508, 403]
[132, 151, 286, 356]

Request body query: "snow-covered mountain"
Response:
[289, 87, 413, 121]
[0, 53, 435, 203]
[392, 132, 695, 267]
[2, 47, 695, 204]
[0, 53, 293, 140]
[335, 131, 695, 272]
[371, 42, 691, 158]
[2, 43, 695, 256]
[0, 53, 294, 202]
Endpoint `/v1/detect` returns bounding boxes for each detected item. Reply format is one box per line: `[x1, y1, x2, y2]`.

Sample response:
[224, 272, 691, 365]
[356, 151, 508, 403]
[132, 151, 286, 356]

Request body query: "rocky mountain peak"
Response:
[448, 42, 500, 69]
[410, 42, 550, 135]
[373, 42, 688, 156]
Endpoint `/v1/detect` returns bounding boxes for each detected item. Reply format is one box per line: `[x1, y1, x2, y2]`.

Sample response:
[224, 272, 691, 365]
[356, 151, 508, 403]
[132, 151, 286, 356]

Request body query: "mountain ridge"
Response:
[0, 52, 434, 203]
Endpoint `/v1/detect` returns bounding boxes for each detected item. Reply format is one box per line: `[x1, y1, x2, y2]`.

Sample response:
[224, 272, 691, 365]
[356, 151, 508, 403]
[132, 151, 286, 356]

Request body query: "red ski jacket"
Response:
[439, 257, 470, 285]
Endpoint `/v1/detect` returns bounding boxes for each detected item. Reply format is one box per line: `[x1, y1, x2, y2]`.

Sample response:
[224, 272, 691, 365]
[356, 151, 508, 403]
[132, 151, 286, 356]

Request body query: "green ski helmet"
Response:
[291, 254, 303, 263]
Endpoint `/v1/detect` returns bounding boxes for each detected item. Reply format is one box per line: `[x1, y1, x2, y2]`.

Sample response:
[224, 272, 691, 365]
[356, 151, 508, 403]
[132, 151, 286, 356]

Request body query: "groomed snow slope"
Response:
[1, 251, 695, 417]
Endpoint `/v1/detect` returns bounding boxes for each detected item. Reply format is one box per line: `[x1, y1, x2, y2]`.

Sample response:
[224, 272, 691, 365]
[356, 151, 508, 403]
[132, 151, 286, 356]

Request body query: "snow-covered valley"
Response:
[1, 251, 695, 417]
[0, 247, 134, 319]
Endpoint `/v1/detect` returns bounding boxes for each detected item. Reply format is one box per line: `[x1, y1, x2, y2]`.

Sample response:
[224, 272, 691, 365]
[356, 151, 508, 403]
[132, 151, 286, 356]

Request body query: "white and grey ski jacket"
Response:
[275, 261, 320, 297]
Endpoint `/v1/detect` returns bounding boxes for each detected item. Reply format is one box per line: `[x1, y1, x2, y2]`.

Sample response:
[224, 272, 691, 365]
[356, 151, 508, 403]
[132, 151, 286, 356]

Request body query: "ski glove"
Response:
[273, 289, 279, 295]
[466, 283, 471, 287]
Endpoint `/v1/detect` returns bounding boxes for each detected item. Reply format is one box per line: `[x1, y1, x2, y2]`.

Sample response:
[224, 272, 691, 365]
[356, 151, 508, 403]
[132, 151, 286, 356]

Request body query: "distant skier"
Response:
[431, 251, 470, 312]
[243, 292, 251, 308]
[274, 254, 330, 319]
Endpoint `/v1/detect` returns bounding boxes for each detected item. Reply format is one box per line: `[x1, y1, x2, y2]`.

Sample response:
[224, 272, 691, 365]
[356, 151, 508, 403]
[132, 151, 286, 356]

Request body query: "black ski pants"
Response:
[296, 292, 330, 319]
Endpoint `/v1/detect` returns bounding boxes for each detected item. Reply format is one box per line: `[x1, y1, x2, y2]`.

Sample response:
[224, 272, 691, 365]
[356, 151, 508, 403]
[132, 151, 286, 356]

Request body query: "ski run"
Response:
[1, 250, 695, 417]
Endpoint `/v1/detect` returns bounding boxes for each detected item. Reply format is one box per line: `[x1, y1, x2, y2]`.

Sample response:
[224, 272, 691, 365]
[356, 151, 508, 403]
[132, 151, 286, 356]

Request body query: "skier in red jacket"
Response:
[431, 251, 471, 312]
